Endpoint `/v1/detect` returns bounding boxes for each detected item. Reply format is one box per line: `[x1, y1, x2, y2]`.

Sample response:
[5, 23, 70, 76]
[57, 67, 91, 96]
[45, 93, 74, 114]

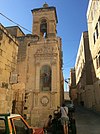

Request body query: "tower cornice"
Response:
[31, 6, 58, 23]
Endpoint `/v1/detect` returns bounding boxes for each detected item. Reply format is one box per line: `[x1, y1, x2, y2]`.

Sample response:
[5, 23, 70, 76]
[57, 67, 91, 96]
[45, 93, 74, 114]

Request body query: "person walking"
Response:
[60, 103, 69, 134]
[52, 110, 63, 134]
[43, 114, 52, 134]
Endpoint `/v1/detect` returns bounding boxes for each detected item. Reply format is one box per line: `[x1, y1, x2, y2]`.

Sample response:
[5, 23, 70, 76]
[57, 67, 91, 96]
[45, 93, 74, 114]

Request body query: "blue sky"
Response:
[0, 0, 89, 90]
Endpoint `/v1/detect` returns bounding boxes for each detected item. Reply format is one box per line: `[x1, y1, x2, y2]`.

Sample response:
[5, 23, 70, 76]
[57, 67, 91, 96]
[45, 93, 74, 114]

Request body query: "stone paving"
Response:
[75, 105, 100, 134]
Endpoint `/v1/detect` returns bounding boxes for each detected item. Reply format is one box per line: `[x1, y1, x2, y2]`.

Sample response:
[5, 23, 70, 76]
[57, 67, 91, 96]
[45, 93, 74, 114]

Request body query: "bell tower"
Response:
[23, 3, 64, 127]
[31, 3, 58, 38]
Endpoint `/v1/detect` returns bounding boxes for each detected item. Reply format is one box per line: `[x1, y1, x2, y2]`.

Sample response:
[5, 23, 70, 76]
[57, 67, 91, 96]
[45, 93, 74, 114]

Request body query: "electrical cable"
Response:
[0, 12, 32, 33]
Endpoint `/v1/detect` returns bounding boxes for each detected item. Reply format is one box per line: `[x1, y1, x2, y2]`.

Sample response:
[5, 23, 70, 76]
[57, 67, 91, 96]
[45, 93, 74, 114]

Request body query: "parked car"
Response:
[64, 100, 75, 113]
[0, 113, 44, 134]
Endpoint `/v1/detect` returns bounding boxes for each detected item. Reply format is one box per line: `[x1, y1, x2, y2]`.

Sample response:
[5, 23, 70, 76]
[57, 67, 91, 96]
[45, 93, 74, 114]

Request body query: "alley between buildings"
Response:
[75, 105, 100, 134]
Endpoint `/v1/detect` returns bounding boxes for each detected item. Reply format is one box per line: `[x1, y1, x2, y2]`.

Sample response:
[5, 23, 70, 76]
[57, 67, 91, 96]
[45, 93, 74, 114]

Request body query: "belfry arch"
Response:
[40, 19, 48, 38]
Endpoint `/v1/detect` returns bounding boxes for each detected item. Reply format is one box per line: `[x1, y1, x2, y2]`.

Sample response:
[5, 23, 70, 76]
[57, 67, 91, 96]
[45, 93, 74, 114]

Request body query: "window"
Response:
[96, 54, 100, 69]
[96, 56, 99, 69]
[0, 119, 5, 134]
[98, 16, 100, 25]
[40, 19, 47, 38]
[93, 32, 96, 44]
[99, 56, 100, 67]
[98, 17, 100, 36]
[95, 24, 99, 39]
[13, 118, 28, 134]
[40, 65, 51, 91]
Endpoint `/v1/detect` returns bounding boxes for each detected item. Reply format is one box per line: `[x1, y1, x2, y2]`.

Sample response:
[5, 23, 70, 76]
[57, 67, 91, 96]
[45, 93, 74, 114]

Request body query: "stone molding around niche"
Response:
[40, 95, 49, 106]
[34, 46, 57, 65]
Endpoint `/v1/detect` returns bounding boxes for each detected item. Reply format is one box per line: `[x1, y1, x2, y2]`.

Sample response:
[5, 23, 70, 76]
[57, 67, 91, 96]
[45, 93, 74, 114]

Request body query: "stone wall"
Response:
[0, 24, 18, 114]
[0, 88, 13, 113]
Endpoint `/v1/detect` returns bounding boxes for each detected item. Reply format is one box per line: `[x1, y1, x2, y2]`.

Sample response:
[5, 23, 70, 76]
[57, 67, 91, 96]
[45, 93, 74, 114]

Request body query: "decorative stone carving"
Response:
[34, 46, 57, 64]
[35, 46, 57, 55]
[40, 96, 49, 106]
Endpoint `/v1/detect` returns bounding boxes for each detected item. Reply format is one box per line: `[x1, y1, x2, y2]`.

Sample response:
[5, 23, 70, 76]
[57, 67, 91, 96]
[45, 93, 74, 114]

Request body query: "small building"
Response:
[75, 31, 93, 108]
[5, 26, 26, 115]
[69, 68, 77, 103]
[0, 23, 19, 113]
[87, 0, 100, 111]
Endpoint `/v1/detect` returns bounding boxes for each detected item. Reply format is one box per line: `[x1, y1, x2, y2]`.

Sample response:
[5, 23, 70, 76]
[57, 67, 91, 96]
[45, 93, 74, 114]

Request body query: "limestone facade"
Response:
[0, 4, 64, 126]
[0, 23, 19, 113]
[75, 32, 94, 108]
[69, 68, 77, 103]
[87, 0, 100, 111]
[70, 0, 100, 112]
[4, 26, 26, 115]
[16, 4, 64, 127]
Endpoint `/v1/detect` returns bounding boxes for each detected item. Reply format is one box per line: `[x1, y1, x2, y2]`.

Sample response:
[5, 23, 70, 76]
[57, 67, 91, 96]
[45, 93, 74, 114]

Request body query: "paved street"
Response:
[75, 105, 100, 134]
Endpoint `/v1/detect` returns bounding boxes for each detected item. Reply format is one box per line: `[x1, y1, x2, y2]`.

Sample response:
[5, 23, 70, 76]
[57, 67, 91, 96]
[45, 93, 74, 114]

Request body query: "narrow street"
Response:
[75, 105, 100, 134]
